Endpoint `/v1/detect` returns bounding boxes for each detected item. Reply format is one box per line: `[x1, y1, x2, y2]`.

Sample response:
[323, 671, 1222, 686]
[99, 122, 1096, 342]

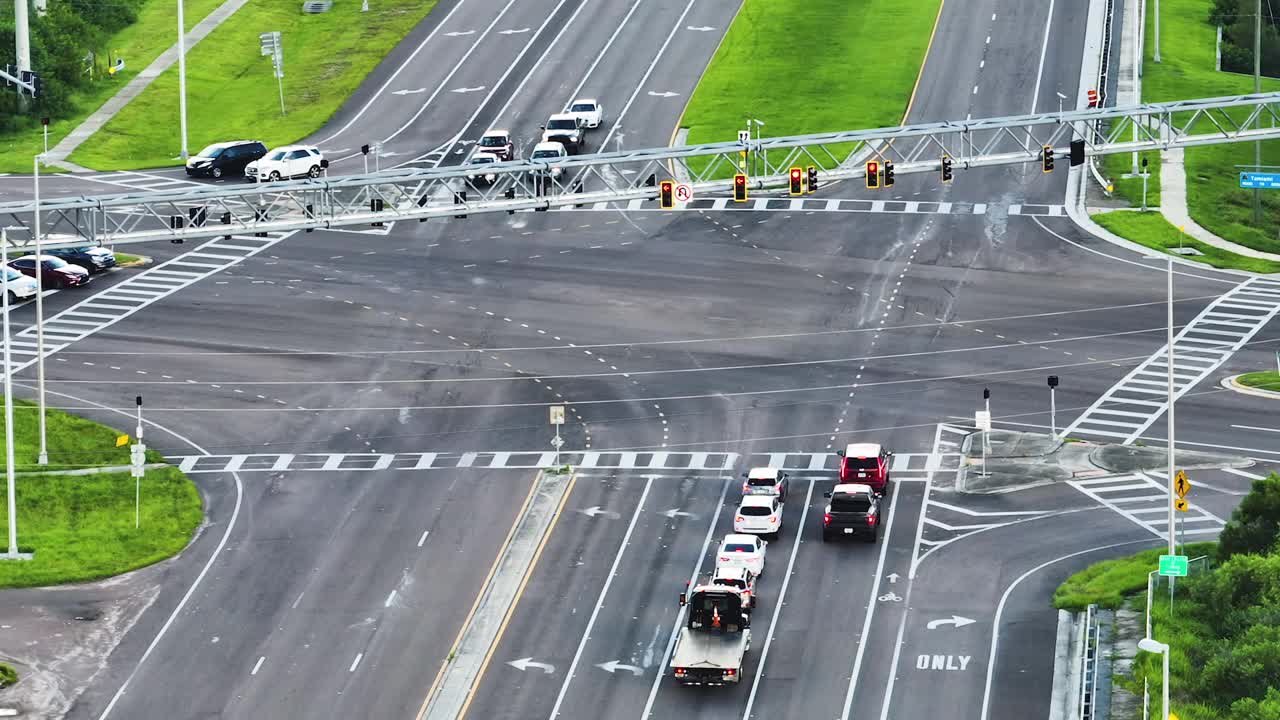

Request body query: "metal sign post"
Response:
[131, 396, 145, 528]
[259, 32, 285, 116]
[975, 410, 992, 477]
[549, 405, 565, 467]
[1, 228, 21, 559]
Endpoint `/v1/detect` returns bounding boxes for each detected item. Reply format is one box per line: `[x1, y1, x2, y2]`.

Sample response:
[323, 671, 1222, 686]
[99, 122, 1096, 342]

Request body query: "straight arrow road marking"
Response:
[926, 615, 977, 630]
[646, 90, 679, 98]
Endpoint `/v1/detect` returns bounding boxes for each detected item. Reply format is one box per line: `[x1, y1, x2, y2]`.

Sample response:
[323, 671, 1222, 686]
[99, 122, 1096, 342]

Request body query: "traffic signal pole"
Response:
[13, 0, 31, 75]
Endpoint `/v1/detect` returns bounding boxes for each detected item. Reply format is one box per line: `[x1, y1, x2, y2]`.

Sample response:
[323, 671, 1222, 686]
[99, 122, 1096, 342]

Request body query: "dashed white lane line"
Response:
[251, 656, 265, 676]
[417, 530, 430, 547]
[385, 590, 397, 608]
[349, 653, 363, 672]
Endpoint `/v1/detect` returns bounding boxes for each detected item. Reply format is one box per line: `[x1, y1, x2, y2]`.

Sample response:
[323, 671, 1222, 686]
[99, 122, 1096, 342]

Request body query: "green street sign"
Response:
[1159, 554, 1188, 577]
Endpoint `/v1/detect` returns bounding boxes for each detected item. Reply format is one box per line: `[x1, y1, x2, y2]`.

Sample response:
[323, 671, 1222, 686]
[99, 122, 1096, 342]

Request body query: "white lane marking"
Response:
[349, 653, 363, 672]
[385, 590, 398, 608]
[417, 530, 430, 547]
[1231, 424, 1280, 434]
[1222, 467, 1266, 480]
[1030, 218, 1236, 286]
[741, 479, 816, 719]
[1029, 0, 1055, 113]
[840, 481, 904, 720]
[641, 478, 732, 718]
[561, 0, 645, 108]
[251, 656, 265, 676]
[548, 478, 654, 718]
[978, 540, 1152, 720]
[292, 591, 305, 609]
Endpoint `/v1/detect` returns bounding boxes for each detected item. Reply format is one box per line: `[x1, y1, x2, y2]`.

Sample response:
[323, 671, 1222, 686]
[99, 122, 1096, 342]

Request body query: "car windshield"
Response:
[547, 119, 576, 130]
[845, 456, 879, 470]
[570, 103, 595, 112]
[480, 136, 505, 147]
[41, 257, 68, 269]
[532, 150, 560, 159]
[724, 543, 755, 553]
[4, 268, 23, 281]
[196, 144, 225, 158]
[747, 477, 776, 486]
[266, 150, 287, 161]
[740, 505, 772, 516]
[831, 495, 872, 512]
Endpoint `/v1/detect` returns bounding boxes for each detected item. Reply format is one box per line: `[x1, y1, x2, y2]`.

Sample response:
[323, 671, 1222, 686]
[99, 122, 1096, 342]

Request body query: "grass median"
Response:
[678, 0, 942, 178]
[0, 0, 227, 174]
[1238, 371, 1280, 392]
[70, 0, 439, 170]
[0, 398, 164, 471]
[1053, 541, 1216, 611]
[1093, 210, 1280, 273]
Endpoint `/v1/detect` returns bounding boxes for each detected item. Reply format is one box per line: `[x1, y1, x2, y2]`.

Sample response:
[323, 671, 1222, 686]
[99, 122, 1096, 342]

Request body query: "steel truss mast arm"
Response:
[4, 92, 1280, 249]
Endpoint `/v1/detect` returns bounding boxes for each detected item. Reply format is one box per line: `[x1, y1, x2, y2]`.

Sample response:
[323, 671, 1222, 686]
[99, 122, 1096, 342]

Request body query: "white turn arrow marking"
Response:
[498, 27, 530, 34]
[444, 30, 476, 37]
[686, 25, 716, 31]
[661, 508, 697, 519]
[926, 615, 977, 630]
[647, 91, 680, 98]
[392, 87, 427, 96]
[457, 139, 477, 146]
[596, 660, 643, 676]
[379, 151, 400, 157]
[451, 86, 487, 94]
[578, 506, 620, 519]
[887, 573, 900, 584]
[325, 148, 350, 155]
[508, 657, 555, 673]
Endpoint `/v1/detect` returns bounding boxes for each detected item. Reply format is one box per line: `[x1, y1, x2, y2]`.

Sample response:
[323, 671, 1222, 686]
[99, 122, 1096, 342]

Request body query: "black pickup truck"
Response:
[821, 483, 882, 543]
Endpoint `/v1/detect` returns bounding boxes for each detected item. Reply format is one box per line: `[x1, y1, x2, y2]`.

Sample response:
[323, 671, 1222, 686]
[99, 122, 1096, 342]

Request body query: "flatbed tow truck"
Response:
[670, 585, 751, 685]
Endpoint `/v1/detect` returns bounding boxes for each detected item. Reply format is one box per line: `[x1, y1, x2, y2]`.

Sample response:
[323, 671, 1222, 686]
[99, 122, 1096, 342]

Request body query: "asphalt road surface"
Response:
[0, 0, 1276, 719]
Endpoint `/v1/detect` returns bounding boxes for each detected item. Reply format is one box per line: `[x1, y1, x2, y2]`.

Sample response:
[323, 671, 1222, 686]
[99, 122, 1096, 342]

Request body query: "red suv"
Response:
[837, 443, 891, 494]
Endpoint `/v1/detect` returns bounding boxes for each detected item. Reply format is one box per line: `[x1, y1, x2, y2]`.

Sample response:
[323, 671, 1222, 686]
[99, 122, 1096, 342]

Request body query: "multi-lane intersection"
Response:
[1, 0, 1277, 718]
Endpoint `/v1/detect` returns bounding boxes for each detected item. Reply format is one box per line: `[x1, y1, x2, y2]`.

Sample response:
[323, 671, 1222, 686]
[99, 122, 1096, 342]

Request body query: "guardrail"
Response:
[1079, 603, 1101, 720]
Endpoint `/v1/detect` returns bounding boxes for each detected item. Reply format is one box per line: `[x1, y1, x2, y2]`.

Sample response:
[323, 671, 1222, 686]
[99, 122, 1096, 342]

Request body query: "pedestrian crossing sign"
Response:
[116, 434, 130, 447]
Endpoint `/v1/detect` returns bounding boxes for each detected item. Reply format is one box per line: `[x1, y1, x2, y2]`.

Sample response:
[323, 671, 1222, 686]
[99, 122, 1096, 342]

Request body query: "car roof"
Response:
[747, 467, 781, 480]
[844, 442, 883, 458]
[833, 483, 875, 495]
[739, 495, 776, 508]
[548, 113, 577, 121]
[571, 97, 598, 105]
[14, 254, 61, 261]
[482, 129, 509, 137]
[469, 151, 499, 161]
[532, 141, 566, 152]
[722, 533, 760, 545]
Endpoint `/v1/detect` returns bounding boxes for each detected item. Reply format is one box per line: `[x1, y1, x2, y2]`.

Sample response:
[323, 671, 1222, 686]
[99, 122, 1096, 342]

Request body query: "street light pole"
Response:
[1048, 375, 1059, 439]
[33, 158, 47, 466]
[2, 228, 19, 559]
[1253, 0, 1262, 223]
[177, 0, 190, 160]
[1166, 256, 1175, 565]
[1137, 638, 1170, 720]
[1154, 0, 1162, 63]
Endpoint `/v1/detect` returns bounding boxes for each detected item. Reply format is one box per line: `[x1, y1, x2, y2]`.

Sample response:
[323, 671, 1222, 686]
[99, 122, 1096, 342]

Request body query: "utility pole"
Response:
[1154, 0, 1162, 63]
[33, 158, 47, 466]
[14, 0, 31, 75]
[1166, 256, 1176, 603]
[2, 228, 20, 559]
[177, 0, 190, 160]
[1254, 0, 1263, 224]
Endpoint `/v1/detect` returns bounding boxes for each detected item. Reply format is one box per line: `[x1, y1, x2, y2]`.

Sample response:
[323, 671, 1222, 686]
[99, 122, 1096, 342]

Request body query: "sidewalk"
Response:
[42, 0, 252, 173]
[1099, 0, 1280, 264]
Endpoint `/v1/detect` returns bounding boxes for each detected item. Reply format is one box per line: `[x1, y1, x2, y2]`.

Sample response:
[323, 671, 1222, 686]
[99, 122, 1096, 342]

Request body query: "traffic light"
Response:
[883, 160, 895, 187]
[807, 166, 817, 193]
[1070, 139, 1085, 167]
[734, 173, 748, 202]
[1042, 145, 1055, 173]
[31, 74, 42, 98]
[659, 180, 675, 209]
[866, 161, 880, 189]
[941, 154, 953, 183]
[789, 167, 803, 196]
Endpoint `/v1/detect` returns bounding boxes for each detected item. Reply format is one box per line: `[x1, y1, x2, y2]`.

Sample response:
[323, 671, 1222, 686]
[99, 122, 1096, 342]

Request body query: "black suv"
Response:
[821, 484, 881, 542]
[45, 246, 117, 274]
[186, 140, 268, 179]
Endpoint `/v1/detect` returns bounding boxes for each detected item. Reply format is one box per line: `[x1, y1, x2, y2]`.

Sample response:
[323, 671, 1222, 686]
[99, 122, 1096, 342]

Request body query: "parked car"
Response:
[466, 151, 500, 186]
[837, 442, 892, 494]
[529, 142, 568, 179]
[8, 255, 90, 289]
[1, 267, 38, 303]
[245, 145, 325, 181]
[477, 130, 515, 161]
[822, 483, 882, 543]
[715, 534, 767, 577]
[565, 98, 604, 129]
[541, 113, 583, 153]
[742, 467, 789, 500]
[734, 495, 784, 538]
[185, 140, 268, 179]
[45, 246, 117, 274]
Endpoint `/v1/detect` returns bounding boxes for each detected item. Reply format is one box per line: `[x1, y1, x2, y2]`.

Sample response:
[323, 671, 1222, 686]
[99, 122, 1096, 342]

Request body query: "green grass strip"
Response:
[0, 467, 202, 589]
[70, 0, 439, 171]
[1093, 210, 1280, 273]
[0, 0, 227, 173]
[1053, 541, 1216, 611]
[0, 398, 164, 471]
[1237, 370, 1280, 392]
[679, 0, 941, 178]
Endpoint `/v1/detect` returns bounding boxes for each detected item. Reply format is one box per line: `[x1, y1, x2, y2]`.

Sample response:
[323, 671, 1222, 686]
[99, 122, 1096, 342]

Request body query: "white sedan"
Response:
[566, 98, 603, 129]
[715, 534, 767, 578]
[2, 267, 38, 302]
[734, 495, 784, 538]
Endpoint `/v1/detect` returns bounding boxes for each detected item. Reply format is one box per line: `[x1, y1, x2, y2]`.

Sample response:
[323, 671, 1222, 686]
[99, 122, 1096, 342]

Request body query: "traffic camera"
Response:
[660, 180, 675, 209]
[789, 167, 803, 196]
[941, 154, 953, 183]
[1042, 145, 1055, 173]
[734, 173, 748, 202]
[883, 160, 895, 187]
[807, 166, 817, 193]
[866, 161, 880, 189]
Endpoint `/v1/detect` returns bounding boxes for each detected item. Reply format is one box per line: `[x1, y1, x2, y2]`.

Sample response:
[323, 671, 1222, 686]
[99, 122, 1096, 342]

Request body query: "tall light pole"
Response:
[1165, 255, 1174, 563]
[177, 0, 190, 160]
[14, 0, 31, 75]
[33, 158, 47, 466]
[1253, 0, 1262, 223]
[2, 227, 20, 559]
[1056, 91, 1067, 115]
[1137, 638, 1170, 720]
[1154, 0, 1162, 63]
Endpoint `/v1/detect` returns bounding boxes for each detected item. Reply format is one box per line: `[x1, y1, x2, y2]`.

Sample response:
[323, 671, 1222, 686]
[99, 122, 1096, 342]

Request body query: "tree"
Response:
[1231, 688, 1280, 720]
[1219, 474, 1280, 562]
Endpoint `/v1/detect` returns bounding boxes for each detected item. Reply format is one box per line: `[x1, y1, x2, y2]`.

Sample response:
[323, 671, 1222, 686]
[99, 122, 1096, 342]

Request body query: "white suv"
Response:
[530, 142, 568, 179]
[245, 145, 326, 181]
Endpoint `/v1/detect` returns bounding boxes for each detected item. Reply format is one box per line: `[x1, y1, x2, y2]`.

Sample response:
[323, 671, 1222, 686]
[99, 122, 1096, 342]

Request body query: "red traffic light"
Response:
[867, 161, 878, 173]
[735, 174, 746, 186]
[790, 168, 801, 180]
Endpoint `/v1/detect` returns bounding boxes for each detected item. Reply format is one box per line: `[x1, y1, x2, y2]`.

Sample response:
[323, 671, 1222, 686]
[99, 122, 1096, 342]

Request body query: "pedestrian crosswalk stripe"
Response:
[533, 197, 1068, 217]
[168, 450, 963, 475]
[1068, 472, 1226, 538]
[1063, 277, 1280, 444]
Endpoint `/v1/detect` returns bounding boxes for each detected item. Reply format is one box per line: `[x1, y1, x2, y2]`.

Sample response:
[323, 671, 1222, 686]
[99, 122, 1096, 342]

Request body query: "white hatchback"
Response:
[715, 533, 767, 578]
[734, 495, 784, 538]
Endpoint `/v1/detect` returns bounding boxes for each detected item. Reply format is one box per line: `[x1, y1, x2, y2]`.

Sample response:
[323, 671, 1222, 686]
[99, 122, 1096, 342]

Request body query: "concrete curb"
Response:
[12, 462, 167, 477]
[1047, 609, 1077, 720]
[1221, 374, 1280, 400]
